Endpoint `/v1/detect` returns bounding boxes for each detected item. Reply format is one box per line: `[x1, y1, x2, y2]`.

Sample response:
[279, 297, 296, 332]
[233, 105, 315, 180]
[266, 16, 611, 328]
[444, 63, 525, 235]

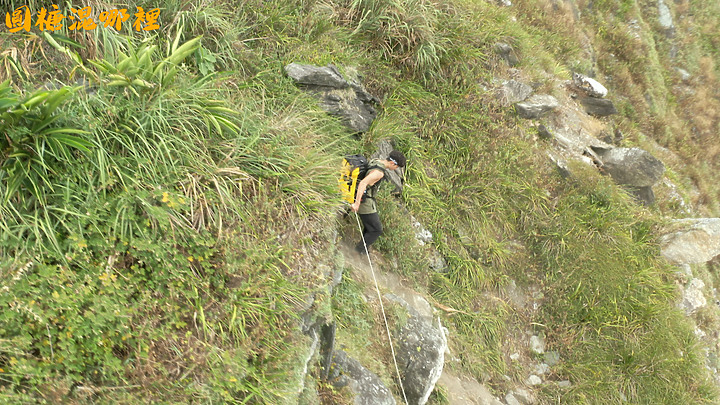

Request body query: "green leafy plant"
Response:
[0, 80, 91, 203]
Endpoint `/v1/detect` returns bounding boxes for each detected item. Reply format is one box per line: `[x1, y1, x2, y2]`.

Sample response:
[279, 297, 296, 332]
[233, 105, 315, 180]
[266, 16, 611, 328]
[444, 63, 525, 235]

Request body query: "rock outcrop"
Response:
[499, 79, 533, 106]
[580, 97, 617, 116]
[515, 95, 560, 119]
[593, 147, 665, 205]
[660, 218, 720, 265]
[285, 63, 379, 133]
[387, 294, 447, 405]
[328, 350, 397, 405]
[680, 278, 707, 315]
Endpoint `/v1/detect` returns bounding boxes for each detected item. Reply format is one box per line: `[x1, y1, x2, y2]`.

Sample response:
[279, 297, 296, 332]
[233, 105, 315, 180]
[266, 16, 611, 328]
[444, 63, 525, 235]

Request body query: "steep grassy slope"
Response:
[0, 0, 719, 403]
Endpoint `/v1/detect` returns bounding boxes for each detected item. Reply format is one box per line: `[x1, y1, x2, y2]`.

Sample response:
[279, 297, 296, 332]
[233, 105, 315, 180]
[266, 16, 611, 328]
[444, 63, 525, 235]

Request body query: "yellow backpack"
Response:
[338, 154, 369, 203]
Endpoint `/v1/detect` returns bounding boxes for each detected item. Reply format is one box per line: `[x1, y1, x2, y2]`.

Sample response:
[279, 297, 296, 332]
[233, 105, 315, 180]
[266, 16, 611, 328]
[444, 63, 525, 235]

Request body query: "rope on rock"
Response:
[353, 211, 409, 405]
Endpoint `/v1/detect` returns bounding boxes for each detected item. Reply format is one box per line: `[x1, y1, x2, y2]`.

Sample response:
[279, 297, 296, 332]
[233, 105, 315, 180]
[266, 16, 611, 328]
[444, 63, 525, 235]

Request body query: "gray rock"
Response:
[572, 73, 608, 98]
[534, 363, 550, 375]
[580, 97, 617, 116]
[439, 372, 504, 405]
[320, 87, 378, 133]
[499, 80, 533, 106]
[677, 68, 691, 82]
[411, 216, 433, 246]
[544, 351, 560, 367]
[512, 388, 535, 404]
[552, 156, 572, 179]
[429, 249, 448, 273]
[285, 63, 348, 88]
[627, 185, 656, 206]
[658, 0, 674, 31]
[537, 124, 553, 140]
[393, 300, 447, 405]
[320, 323, 336, 380]
[594, 147, 665, 188]
[515, 95, 559, 119]
[328, 350, 396, 405]
[505, 393, 522, 405]
[558, 380, 572, 389]
[529, 335, 545, 354]
[285, 63, 378, 133]
[660, 218, 720, 265]
[495, 43, 520, 67]
[526, 375, 542, 386]
[681, 278, 707, 314]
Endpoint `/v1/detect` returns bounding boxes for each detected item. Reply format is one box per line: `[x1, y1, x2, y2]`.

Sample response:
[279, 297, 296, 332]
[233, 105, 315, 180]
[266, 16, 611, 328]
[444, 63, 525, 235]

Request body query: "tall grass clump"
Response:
[333, 0, 447, 81]
[0, 25, 342, 401]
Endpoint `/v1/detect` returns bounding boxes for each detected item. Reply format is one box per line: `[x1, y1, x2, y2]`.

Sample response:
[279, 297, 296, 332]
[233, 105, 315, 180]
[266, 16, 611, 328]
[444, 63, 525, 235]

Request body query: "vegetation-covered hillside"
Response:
[1, 0, 719, 403]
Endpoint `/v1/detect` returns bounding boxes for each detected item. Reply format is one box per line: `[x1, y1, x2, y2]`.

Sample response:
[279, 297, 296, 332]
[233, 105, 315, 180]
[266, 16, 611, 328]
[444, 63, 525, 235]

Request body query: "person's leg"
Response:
[358, 212, 383, 249]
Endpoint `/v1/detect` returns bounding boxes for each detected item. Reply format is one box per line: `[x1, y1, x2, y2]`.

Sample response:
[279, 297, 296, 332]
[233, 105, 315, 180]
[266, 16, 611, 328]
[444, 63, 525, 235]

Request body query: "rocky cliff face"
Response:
[286, 0, 720, 403]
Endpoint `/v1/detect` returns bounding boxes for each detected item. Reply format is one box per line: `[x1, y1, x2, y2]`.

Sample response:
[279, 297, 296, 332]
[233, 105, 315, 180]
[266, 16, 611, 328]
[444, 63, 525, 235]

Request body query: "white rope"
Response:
[354, 211, 410, 405]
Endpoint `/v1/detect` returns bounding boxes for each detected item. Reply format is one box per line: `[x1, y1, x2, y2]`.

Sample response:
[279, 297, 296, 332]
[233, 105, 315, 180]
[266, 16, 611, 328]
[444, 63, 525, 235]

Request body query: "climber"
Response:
[350, 150, 407, 254]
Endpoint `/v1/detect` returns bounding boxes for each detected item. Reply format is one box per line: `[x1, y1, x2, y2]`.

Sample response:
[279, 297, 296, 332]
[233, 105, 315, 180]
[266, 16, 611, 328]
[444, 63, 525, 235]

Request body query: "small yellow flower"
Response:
[161, 192, 170, 203]
[187, 256, 194, 262]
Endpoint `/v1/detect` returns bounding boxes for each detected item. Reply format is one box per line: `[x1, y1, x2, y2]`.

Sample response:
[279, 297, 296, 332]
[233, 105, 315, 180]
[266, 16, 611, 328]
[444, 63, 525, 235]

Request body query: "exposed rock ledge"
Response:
[660, 218, 720, 265]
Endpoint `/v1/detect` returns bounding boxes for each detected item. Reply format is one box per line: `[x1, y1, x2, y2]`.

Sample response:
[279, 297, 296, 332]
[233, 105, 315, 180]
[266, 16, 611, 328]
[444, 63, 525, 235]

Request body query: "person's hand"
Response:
[351, 201, 360, 212]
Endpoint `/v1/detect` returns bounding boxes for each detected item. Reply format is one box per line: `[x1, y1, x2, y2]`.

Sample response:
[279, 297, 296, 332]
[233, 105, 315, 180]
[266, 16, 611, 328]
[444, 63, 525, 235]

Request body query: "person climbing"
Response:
[350, 150, 406, 254]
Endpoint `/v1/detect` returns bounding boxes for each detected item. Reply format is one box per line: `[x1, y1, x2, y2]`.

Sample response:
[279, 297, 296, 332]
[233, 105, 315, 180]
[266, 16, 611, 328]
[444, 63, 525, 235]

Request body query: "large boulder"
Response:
[660, 218, 720, 265]
[285, 63, 379, 133]
[387, 295, 447, 405]
[580, 97, 617, 116]
[285, 63, 349, 88]
[594, 147, 665, 188]
[328, 350, 396, 405]
[515, 95, 559, 119]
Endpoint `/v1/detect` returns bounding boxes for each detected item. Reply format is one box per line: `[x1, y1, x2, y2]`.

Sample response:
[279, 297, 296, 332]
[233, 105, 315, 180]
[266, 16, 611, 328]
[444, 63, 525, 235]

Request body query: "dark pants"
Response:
[359, 212, 383, 247]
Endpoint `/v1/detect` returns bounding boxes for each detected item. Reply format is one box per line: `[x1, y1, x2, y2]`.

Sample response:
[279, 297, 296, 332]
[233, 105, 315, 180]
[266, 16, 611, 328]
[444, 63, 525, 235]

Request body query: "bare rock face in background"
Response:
[285, 63, 379, 133]
[660, 218, 720, 265]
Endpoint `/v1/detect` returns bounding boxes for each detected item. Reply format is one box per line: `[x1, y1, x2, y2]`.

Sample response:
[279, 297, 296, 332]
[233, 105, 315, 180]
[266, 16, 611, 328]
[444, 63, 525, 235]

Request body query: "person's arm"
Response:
[351, 169, 384, 212]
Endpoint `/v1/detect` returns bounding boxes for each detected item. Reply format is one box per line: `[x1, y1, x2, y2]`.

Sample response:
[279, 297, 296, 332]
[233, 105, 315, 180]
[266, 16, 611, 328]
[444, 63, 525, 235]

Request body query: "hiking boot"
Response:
[355, 242, 367, 254]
